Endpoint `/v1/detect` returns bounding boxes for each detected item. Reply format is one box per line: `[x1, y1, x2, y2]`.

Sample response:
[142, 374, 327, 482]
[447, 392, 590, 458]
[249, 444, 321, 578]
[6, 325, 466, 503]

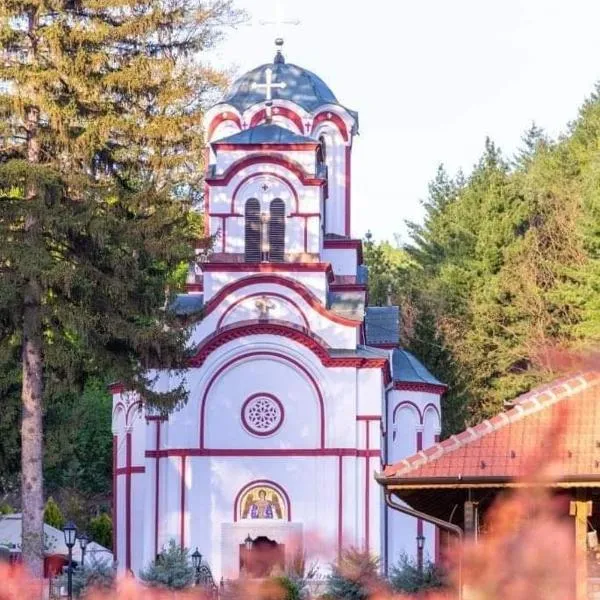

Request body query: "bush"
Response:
[0, 502, 14, 515]
[89, 513, 112, 550]
[325, 548, 384, 600]
[389, 553, 443, 594]
[58, 556, 115, 598]
[139, 539, 195, 590]
[43, 497, 65, 530]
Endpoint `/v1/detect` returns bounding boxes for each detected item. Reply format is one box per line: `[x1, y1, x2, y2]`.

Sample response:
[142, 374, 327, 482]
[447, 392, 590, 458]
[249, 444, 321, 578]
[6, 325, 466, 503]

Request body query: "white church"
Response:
[110, 41, 445, 580]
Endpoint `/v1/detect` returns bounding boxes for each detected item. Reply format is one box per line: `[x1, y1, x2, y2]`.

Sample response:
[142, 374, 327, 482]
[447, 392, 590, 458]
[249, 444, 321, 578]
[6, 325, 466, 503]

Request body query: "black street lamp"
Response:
[63, 521, 77, 600]
[78, 533, 89, 568]
[191, 548, 202, 585]
[244, 534, 253, 551]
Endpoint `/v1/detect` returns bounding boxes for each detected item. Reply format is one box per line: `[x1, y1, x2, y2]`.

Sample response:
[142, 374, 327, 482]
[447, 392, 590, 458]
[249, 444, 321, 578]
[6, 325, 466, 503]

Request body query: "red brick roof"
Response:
[380, 372, 600, 484]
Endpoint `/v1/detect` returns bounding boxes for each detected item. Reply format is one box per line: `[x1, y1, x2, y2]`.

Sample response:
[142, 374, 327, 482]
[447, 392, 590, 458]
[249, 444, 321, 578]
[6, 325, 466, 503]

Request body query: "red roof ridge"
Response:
[381, 371, 600, 479]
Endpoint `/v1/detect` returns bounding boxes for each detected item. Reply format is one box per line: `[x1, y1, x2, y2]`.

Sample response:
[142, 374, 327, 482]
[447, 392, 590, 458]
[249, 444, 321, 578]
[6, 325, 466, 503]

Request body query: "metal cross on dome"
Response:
[251, 67, 286, 122]
[259, 0, 300, 34]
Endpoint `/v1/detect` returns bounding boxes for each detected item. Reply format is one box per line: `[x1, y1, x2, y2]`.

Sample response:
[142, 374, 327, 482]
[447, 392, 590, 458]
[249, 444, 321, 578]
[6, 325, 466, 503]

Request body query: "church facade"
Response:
[111, 43, 445, 579]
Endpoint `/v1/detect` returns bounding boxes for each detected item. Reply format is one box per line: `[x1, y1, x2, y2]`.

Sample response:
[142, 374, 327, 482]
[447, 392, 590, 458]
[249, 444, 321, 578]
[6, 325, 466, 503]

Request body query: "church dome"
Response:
[221, 56, 338, 114]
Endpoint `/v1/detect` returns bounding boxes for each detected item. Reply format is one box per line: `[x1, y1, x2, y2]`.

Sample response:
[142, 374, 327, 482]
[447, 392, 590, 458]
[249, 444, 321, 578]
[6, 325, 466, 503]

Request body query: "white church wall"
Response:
[203, 271, 329, 305]
[321, 248, 358, 277]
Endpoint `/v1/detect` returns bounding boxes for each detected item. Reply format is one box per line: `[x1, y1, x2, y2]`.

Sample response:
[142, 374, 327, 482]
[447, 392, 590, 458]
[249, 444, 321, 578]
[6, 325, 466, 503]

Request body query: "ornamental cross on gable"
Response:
[251, 67, 286, 122]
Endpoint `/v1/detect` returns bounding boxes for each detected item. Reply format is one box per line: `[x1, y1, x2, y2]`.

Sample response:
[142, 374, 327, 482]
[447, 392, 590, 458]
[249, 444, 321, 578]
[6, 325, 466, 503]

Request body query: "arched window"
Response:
[244, 198, 261, 262]
[269, 199, 285, 262]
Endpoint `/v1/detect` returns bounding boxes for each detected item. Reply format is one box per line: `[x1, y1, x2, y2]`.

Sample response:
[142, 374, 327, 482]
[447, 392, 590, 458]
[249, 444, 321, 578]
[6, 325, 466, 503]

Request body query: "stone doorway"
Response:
[240, 535, 285, 578]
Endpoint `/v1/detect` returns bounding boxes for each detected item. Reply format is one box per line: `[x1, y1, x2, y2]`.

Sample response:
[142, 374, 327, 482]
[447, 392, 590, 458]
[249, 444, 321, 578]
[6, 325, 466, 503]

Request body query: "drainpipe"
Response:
[384, 491, 463, 600]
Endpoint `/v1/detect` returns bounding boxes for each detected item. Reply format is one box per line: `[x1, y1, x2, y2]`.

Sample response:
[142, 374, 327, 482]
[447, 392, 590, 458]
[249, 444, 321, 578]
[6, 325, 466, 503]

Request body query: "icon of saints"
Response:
[242, 489, 283, 519]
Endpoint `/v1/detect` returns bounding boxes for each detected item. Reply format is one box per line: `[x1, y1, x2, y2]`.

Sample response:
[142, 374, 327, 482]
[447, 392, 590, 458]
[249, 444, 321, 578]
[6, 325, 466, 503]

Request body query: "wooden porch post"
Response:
[570, 494, 592, 600]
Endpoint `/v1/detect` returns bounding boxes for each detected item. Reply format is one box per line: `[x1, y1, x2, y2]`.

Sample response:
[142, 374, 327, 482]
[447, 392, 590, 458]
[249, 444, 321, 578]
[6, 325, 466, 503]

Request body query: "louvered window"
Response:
[269, 199, 285, 262]
[244, 199, 261, 262]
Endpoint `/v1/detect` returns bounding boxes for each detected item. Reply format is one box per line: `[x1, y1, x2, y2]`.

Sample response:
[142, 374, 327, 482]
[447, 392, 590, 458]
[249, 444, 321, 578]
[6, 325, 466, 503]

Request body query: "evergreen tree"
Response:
[0, 0, 237, 575]
[43, 496, 64, 530]
[139, 539, 195, 590]
[325, 549, 383, 600]
[88, 513, 112, 550]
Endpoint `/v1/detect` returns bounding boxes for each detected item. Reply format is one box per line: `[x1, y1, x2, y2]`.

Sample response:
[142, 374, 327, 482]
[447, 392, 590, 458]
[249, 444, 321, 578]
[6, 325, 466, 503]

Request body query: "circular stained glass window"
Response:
[242, 394, 284, 436]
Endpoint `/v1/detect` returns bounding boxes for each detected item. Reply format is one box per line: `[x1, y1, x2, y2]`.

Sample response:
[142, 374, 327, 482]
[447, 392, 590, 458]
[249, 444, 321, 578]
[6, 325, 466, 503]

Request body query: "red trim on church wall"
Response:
[198, 350, 327, 449]
[188, 322, 390, 382]
[206, 155, 326, 188]
[125, 432, 132, 570]
[204, 274, 360, 328]
[364, 419, 370, 551]
[115, 466, 145, 476]
[216, 291, 311, 330]
[185, 283, 203, 293]
[393, 381, 447, 395]
[201, 262, 335, 283]
[180, 455, 187, 550]
[338, 455, 343, 556]
[112, 435, 118, 564]
[250, 107, 305, 133]
[108, 382, 125, 394]
[214, 142, 318, 151]
[207, 112, 242, 140]
[146, 448, 381, 459]
[357, 415, 381, 422]
[231, 172, 299, 213]
[312, 112, 350, 142]
[345, 147, 352, 235]
[154, 421, 161, 559]
[233, 479, 292, 522]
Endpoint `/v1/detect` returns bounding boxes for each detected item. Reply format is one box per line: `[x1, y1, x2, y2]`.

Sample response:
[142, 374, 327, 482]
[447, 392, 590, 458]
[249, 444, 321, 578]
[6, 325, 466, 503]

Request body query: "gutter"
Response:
[384, 490, 463, 600]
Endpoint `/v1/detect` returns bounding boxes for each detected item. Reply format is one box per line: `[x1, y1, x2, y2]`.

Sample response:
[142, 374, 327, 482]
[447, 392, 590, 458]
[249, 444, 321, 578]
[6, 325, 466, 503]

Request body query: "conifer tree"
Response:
[0, 0, 237, 575]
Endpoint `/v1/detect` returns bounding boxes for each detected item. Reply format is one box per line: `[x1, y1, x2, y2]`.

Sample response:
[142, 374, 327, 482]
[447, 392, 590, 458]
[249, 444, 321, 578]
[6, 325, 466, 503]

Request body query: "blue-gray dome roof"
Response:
[221, 61, 338, 113]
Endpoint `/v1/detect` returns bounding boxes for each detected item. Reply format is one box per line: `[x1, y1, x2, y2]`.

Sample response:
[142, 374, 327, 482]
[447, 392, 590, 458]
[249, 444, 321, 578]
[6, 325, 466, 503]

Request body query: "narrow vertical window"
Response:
[269, 199, 285, 262]
[245, 198, 261, 262]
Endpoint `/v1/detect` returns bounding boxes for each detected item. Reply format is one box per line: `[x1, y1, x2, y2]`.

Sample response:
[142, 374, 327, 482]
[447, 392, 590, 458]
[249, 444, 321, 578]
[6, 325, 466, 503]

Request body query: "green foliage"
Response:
[88, 513, 112, 551]
[43, 497, 65, 530]
[389, 553, 443, 594]
[58, 556, 115, 598]
[366, 91, 600, 431]
[139, 539, 195, 590]
[0, 502, 13, 515]
[325, 549, 383, 600]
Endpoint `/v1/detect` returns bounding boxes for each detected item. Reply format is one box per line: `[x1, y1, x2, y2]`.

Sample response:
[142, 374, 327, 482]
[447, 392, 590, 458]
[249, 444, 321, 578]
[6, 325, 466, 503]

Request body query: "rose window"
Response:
[242, 394, 284, 436]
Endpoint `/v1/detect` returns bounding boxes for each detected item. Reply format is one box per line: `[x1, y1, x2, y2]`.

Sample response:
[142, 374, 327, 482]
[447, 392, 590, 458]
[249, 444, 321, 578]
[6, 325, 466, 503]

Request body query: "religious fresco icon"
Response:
[240, 485, 285, 520]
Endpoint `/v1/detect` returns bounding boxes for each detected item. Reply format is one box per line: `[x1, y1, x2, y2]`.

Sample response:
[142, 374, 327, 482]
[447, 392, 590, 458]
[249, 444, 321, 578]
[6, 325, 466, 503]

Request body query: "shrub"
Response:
[0, 502, 14, 515]
[325, 548, 384, 600]
[139, 539, 194, 590]
[43, 497, 65, 530]
[389, 552, 444, 594]
[89, 513, 112, 550]
[58, 556, 115, 597]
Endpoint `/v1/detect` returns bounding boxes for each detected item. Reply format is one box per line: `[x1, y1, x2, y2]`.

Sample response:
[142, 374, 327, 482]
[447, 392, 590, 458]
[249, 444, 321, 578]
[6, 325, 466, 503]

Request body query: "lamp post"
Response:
[244, 534, 253, 551]
[78, 533, 89, 568]
[191, 548, 202, 585]
[416, 533, 426, 577]
[63, 521, 77, 600]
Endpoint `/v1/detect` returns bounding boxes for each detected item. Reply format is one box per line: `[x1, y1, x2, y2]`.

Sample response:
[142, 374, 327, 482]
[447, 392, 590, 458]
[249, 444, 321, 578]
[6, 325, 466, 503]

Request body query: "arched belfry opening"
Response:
[244, 198, 286, 263]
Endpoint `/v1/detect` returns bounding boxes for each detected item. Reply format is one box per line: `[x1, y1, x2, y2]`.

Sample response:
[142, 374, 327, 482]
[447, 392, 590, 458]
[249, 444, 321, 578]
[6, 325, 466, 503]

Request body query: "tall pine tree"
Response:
[0, 0, 237, 575]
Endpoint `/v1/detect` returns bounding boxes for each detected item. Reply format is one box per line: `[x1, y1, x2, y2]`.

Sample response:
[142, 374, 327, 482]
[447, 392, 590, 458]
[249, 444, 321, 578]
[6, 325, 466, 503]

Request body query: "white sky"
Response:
[209, 0, 600, 243]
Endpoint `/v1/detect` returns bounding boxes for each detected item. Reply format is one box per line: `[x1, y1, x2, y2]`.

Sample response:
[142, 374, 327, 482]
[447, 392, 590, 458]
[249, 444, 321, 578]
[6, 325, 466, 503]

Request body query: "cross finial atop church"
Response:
[259, 0, 300, 38]
[251, 66, 287, 122]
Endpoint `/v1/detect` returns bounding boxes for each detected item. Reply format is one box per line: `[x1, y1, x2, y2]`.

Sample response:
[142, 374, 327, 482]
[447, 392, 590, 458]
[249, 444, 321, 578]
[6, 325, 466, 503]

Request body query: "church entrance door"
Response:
[240, 536, 285, 578]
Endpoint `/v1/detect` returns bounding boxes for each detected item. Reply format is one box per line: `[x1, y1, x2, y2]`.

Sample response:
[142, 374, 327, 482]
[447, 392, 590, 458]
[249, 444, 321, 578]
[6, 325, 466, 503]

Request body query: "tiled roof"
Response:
[380, 372, 600, 483]
[392, 349, 445, 388]
[364, 306, 399, 345]
[213, 123, 317, 146]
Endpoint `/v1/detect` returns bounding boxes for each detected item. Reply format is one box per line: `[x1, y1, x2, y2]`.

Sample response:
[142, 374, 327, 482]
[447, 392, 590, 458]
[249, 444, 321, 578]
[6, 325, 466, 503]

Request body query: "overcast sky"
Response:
[208, 0, 600, 243]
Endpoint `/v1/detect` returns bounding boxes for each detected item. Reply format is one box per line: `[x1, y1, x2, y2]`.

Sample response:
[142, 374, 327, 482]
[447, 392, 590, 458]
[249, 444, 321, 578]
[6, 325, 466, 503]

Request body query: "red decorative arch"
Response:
[422, 403, 441, 424]
[217, 292, 310, 330]
[126, 401, 143, 425]
[312, 111, 349, 142]
[202, 274, 362, 328]
[233, 479, 292, 522]
[205, 155, 326, 187]
[250, 107, 305, 133]
[207, 112, 242, 140]
[231, 172, 299, 213]
[392, 400, 423, 424]
[199, 350, 326, 448]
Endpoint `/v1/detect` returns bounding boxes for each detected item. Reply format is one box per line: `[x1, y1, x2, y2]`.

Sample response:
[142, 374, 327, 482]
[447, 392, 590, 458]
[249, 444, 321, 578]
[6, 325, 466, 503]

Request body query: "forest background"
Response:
[2, 58, 600, 552]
